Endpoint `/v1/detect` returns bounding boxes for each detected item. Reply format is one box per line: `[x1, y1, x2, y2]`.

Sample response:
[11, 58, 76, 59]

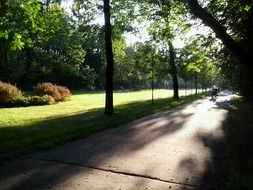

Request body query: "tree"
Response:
[0, 0, 42, 77]
[179, 35, 223, 94]
[0, 0, 95, 89]
[142, 0, 191, 99]
[183, 0, 251, 65]
[179, 0, 253, 98]
[103, 0, 114, 115]
[168, 41, 179, 99]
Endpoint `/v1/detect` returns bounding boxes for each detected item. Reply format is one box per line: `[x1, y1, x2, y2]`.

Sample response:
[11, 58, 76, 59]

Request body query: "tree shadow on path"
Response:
[177, 94, 250, 190]
[0, 97, 199, 190]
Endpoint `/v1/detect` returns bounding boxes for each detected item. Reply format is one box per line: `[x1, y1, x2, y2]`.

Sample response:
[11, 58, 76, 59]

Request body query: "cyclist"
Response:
[211, 85, 219, 101]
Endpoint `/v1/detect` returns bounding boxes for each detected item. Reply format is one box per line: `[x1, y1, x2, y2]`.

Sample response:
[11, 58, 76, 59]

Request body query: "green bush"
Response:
[13, 96, 30, 107]
[28, 95, 55, 106]
[0, 81, 23, 104]
[34, 82, 71, 102]
[3, 95, 55, 107]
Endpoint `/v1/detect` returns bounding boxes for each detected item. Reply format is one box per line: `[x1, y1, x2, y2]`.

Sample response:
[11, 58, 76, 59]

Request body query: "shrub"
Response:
[34, 82, 71, 102]
[34, 82, 60, 100]
[0, 81, 23, 103]
[13, 96, 30, 107]
[29, 95, 55, 105]
[11, 95, 55, 107]
[55, 85, 71, 101]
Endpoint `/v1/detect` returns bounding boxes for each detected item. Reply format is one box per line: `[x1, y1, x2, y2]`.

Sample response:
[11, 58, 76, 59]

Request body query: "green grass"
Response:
[0, 89, 206, 164]
[216, 97, 253, 190]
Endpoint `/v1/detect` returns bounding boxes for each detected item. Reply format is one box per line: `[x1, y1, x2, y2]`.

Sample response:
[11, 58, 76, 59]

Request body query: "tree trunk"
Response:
[0, 39, 8, 81]
[169, 42, 179, 99]
[151, 61, 154, 104]
[194, 74, 198, 95]
[0, 1, 7, 79]
[103, 0, 114, 115]
[185, 80, 187, 96]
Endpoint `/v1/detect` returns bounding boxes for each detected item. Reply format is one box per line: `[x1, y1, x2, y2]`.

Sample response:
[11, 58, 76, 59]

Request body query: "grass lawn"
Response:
[216, 97, 253, 190]
[0, 89, 206, 164]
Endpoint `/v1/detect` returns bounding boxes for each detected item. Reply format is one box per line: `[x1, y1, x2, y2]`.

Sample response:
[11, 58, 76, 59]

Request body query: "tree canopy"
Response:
[1, 0, 252, 110]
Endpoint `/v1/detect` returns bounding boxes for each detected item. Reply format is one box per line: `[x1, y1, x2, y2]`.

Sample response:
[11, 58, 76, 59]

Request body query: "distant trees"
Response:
[179, 36, 219, 94]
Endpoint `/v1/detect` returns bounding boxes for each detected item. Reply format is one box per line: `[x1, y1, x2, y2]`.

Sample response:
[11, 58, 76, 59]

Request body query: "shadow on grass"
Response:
[0, 94, 205, 164]
[0, 94, 207, 190]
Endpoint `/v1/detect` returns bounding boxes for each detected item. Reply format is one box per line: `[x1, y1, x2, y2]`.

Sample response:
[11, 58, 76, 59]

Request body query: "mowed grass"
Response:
[0, 89, 205, 164]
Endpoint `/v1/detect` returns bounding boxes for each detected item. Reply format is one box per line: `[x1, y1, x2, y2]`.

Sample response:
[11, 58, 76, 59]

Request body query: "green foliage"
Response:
[113, 42, 169, 90]
[178, 35, 224, 89]
[183, 0, 253, 97]
[49, 63, 96, 90]
[1, 0, 246, 95]
[28, 95, 55, 106]
[112, 37, 126, 64]
[13, 95, 55, 107]
[34, 82, 71, 102]
[0, 0, 42, 50]
[206, 0, 252, 42]
[0, 0, 93, 90]
[0, 81, 23, 103]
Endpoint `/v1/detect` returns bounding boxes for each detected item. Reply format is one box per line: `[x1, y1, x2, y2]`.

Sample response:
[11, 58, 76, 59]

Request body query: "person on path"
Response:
[211, 85, 219, 101]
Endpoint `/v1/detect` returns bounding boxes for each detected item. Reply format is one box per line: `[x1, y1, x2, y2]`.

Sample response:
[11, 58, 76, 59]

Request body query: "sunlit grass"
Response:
[0, 89, 195, 127]
[0, 89, 205, 164]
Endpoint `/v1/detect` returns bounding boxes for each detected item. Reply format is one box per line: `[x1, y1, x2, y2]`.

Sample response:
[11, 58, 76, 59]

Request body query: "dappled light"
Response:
[0, 92, 205, 164]
[1, 0, 252, 188]
[0, 92, 233, 189]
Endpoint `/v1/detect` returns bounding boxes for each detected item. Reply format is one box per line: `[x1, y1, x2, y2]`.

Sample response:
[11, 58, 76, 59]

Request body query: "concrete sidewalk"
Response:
[0, 91, 234, 190]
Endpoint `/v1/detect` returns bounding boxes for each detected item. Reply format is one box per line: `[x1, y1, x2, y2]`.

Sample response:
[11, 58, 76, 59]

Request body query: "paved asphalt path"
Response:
[0, 91, 234, 190]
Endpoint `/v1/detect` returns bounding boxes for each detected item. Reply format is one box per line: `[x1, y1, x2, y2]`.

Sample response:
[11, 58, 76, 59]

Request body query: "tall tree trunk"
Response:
[151, 61, 154, 104]
[185, 80, 187, 96]
[194, 74, 198, 95]
[0, 1, 7, 72]
[169, 42, 179, 99]
[0, 39, 8, 80]
[103, 0, 114, 114]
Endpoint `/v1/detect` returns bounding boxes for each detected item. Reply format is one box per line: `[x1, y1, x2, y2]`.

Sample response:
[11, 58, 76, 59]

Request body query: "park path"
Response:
[0, 91, 234, 190]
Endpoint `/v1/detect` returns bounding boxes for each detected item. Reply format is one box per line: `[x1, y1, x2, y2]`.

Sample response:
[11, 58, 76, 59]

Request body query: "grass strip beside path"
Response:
[0, 91, 207, 164]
